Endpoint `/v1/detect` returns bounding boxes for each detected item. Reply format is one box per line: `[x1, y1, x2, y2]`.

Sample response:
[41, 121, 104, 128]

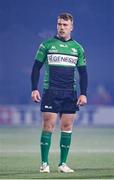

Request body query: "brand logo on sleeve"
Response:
[59, 44, 68, 48]
[71, 48, 78, 55]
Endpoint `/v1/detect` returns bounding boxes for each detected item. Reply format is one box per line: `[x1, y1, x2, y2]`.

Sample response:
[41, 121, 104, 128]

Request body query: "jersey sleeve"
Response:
[35, 43, 47, 63]
[77, 45, 86, 67]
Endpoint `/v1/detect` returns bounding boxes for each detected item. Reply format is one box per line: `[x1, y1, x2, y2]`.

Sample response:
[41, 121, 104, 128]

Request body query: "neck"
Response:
[57, 34, 71, 41]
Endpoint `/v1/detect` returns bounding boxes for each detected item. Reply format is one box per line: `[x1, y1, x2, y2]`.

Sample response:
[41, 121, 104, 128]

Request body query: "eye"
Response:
[58, 23, 61, 26]
[63, 24, 68, 27]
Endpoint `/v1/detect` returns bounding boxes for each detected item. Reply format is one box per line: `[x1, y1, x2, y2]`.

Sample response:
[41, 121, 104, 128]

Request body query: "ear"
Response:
[71, 24, 73, 32]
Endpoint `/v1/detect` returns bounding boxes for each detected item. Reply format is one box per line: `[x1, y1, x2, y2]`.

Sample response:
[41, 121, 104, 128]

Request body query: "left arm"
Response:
[77, 66, 88, 106]
[76, 44, 88, 106]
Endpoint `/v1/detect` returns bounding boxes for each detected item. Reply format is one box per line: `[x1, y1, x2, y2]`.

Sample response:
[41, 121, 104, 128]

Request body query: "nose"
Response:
[60, 24, 64, 29]
[60, 24, 64, 30]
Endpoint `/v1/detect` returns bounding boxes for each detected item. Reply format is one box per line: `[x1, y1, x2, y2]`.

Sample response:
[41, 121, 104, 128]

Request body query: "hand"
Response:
[77, 95, 87, 106]
[31, 90, 41, 102]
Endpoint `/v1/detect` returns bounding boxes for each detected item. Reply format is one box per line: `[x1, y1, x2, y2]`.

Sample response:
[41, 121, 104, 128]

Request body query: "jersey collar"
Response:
[54, 35, 73, 42]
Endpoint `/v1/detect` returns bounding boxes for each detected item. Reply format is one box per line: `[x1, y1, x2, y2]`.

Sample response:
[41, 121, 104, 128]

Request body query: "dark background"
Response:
[0, 0, 113, 105]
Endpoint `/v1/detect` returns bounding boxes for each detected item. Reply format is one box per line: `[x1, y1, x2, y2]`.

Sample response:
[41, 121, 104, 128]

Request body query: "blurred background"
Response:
[0, 0, 114, 126]
[0, 1, 114, 178]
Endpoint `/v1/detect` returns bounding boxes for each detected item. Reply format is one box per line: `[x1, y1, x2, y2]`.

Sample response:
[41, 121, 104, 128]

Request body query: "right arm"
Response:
[31, 60, 43, 102]
[31, 42, 47, 102]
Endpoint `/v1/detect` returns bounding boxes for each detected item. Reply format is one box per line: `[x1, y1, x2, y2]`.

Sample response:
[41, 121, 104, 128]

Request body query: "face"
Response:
[57, 18, 73, 40]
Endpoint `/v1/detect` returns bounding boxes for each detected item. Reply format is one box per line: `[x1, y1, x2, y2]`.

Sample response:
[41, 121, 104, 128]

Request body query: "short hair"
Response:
[58, 13, 73, 22]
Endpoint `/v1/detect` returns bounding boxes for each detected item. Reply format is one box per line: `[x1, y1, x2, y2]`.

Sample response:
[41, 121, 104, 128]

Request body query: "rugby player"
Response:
[31, 12, 88, 173]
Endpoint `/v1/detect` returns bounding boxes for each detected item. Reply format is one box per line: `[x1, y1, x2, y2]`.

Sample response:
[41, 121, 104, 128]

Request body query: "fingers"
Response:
[77, 101, 86, 106]
[31, 90, 41, 102]
[77, 100, 85, 106]
[77, 95, 87, 106]
[77, 101, 85, 106]
[77, 99, 80, 106]
[33, 95, 40, 102]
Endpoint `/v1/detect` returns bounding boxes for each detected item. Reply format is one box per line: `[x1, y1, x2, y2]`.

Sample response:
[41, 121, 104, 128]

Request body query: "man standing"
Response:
[31, 12, 88, 173]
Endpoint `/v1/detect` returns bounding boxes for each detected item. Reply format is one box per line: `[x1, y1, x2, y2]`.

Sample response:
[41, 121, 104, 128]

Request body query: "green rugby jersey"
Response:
[35, 36, 86, 90]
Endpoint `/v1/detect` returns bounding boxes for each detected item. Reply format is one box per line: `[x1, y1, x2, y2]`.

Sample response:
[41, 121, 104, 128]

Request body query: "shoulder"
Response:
[72, 39, 85, 52]
[40, 37, 56, 47]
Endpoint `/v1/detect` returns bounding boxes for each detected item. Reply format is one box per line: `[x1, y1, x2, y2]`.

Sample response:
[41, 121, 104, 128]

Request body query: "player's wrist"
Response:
[31, 90, 39, 95]
[80, 94, 87, 97]
[32, 89, 38, 92]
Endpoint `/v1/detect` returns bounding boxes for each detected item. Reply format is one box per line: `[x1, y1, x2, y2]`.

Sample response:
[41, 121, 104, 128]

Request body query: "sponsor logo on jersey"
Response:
[47, 54, 78, 66]
[59, 44, 68, 48]
[51, 46, 56, 49]
[48, 46, 58, 53]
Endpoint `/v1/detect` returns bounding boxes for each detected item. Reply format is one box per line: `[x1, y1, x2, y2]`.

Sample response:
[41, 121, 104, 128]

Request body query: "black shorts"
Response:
[41, 89, 79, 114]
